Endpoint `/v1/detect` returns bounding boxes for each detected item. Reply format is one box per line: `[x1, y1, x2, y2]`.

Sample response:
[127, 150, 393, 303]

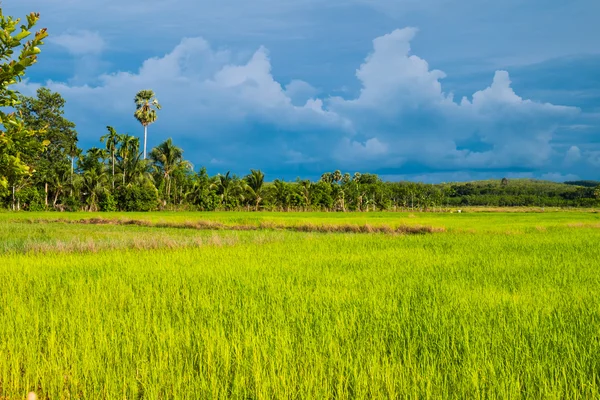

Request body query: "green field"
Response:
[1, 211, 600, 399]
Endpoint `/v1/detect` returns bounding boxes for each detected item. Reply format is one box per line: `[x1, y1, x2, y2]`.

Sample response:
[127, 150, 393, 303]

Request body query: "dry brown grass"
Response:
[23, 217, 445, 235]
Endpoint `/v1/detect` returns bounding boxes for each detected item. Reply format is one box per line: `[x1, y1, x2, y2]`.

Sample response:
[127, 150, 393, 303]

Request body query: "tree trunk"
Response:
[45, 183, 48, 207]
[12, 186, 15, 211]
[53, 189, 60, 207]
[143, 126, 148, 160]
[112, 151, 115, 189]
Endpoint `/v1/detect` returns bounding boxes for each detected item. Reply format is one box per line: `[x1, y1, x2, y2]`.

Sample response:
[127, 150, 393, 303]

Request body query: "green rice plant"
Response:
[0, 213, 599, 398]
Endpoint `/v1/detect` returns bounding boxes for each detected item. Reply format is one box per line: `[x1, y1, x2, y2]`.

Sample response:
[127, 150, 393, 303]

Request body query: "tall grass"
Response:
[1, 214, 599, 398]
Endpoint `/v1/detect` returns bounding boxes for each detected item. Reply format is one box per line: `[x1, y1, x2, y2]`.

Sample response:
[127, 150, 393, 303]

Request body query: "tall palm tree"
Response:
[134, 90, 161, 160]
[67, 143, 81, 192]
[117, 134, 140, 185]
[150, 138, 190, 202]
[245, 169, 265, 211]
[100, 126, 120, 189]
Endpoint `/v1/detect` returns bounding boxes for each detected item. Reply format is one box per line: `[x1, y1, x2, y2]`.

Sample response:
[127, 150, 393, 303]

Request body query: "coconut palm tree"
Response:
[100, 126, 120, 189]
[117, 134, 140, 185]
[150, 138, 190, 202]
[273, 179, 291, 211]
[210, 171, 248, 209]
[134, 89, 161, 159]
[245, 169, 265, 211]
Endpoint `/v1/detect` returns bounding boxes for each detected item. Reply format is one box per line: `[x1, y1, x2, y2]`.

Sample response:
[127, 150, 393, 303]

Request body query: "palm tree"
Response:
[296, 179, 312, 209]
[134, 89, 161, 160]
[245, 169, 265, 211]
[210, 171, 247, 209]
[150, 138, 190, 202]
[100, 126, 120, 189]
[273, 179, 291, 211]
[320, 172, 333, 184]
[67, 143, 81, 192]
[332, 170, 342, 184]
[117, 134, 140, 185]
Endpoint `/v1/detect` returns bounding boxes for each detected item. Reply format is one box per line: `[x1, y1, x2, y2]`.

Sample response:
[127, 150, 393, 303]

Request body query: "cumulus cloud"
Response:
[328, 28, 580, 172]
[50, 31, 106, 55]
[21, 27, 591, 179]
[565, 146, 581, 164]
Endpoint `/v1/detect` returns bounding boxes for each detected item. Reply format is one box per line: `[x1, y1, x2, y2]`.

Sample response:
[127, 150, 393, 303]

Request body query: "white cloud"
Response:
[337, 137, 388, 160]
[285, 80, 319, 106]
[327, 28, 580, 172]
[565, 146, 581, 164]
[20, 27, 590, 178]
[49, 31, 106, 55]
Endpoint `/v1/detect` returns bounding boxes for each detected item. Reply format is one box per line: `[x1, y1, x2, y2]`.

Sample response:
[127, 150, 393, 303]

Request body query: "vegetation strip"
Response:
[24, 217, 445, 234]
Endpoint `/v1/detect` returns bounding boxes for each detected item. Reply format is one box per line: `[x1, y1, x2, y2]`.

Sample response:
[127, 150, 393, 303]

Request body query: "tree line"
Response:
[1, 8, 599, 212]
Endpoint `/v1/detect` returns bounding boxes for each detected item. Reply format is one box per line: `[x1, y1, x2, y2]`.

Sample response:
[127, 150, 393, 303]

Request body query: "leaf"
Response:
[14, 30, 31, 41]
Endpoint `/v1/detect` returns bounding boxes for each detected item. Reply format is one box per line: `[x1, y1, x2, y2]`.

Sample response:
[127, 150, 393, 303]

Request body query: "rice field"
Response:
[1, 211, 600, 399]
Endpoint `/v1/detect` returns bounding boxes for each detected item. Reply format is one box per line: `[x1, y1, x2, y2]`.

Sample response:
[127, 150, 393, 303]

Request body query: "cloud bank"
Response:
[19, 28, 596, 181]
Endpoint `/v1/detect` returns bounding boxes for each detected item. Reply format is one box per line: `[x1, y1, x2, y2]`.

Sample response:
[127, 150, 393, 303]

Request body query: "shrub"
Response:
[116, 182, 159, 211]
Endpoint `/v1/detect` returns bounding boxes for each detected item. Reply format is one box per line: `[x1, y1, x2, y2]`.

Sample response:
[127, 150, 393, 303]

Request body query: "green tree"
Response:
[210, 171, 247, 209]
[150, 138, 190, 203]
[0, 10, 48, 201]
[134, 89, 161, 160]
[79, 148, 108, 211]
[100, 126, 120, 189]
[245, 169, 265, 211]
[18, 88, 78, 207]
[117, 134, 140, 186]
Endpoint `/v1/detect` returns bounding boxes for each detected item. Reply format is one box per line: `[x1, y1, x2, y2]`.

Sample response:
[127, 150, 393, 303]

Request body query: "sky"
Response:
[6, 0, 600, 182]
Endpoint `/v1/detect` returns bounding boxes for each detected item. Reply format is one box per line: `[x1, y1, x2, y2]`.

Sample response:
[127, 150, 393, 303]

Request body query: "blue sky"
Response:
[7, 0, 600, 182]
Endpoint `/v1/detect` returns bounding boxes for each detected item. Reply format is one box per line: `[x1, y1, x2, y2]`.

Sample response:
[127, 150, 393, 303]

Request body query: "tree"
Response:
[210, 171, 247, 209]
[332, 170, 342, 184]
[320, 172, 333, 184]
[150, 138, 190, 203]
[0, 10, 48, 200]
[79, 148, 108, 211]
[245, 169, 265, 211]
[100, 126, 120, 189]
[117, 134, 140, 185]
[134, 90, 161, 160]
[296, 179, 312, 209]
[18, 88, 79, 207]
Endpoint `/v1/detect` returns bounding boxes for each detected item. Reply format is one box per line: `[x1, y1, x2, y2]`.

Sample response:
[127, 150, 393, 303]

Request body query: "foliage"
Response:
[115, 180, 159, 211]
[134, 89, 161, 159]
[0, 9, 48, 199]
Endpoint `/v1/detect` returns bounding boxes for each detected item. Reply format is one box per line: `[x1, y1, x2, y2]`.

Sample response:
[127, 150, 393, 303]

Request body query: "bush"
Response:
[116, 182, 159, 211]
[15, 187, 44, 211]
[63, 195, 82, 212]
[99, 192, 118, 212]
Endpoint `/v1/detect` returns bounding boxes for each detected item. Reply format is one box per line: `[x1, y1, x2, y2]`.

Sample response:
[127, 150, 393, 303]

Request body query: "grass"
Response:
[1, 211, 600, 398]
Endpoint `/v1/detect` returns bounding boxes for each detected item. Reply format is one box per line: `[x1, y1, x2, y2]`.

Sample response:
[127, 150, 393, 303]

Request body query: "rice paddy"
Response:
[1, 211, 599, 398]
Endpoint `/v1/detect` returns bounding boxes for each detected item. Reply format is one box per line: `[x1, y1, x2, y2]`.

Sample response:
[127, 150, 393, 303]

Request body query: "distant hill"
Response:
[564, 180, 600, 188]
